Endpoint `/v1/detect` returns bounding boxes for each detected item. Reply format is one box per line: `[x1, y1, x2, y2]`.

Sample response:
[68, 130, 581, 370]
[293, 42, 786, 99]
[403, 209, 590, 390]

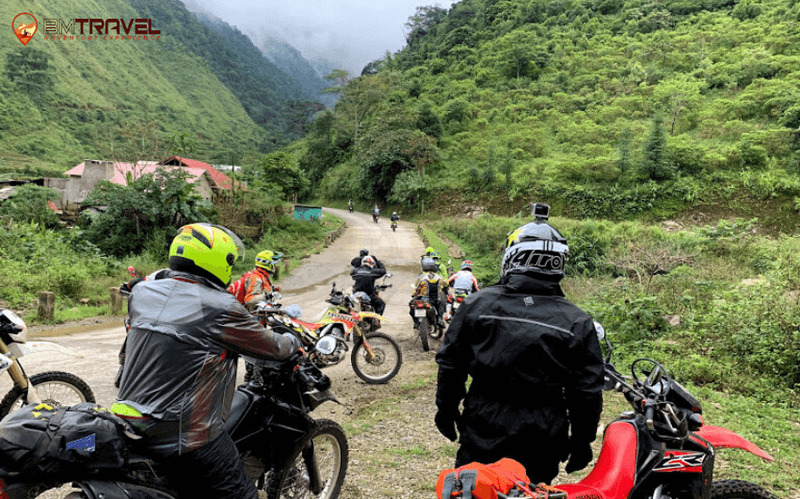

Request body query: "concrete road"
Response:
[0, 207, 427, 408]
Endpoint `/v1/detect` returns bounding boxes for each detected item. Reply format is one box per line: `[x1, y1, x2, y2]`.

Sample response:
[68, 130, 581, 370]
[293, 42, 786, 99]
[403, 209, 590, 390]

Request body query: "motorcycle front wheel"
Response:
[710, 480, 776, 499]
[0, 371, 96, 418]
[266, 419, 348, 499]
[351, 332, 402, 384]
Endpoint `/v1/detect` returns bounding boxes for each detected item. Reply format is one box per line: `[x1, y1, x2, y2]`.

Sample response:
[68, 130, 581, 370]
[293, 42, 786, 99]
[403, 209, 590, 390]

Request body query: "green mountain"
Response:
[0, 0, 319, 178]
[260, 37, 338, 108]
[295, 0, 800, 231]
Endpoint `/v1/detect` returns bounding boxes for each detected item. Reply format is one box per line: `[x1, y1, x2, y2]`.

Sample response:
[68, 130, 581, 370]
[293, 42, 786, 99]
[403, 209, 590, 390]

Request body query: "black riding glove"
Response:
[434, 410, 458, 442]
[564, 441, 593, 473]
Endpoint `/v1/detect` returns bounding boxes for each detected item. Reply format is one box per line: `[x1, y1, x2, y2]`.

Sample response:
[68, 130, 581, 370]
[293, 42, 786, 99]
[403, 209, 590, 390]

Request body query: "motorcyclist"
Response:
[350, 255, 387, 315]
[112, 223, 300, 499]
[348, 198, 354, 211]
[444, 260, 479, 320]
[434, 218, 604, 484]
[390, 212, 400, 223]
[351, 248, 385, 270]
[228, 249, 283, 310]
[411, 257, 448, 329]
[423, 246, 450, 278]
[372, 205, 380, 222]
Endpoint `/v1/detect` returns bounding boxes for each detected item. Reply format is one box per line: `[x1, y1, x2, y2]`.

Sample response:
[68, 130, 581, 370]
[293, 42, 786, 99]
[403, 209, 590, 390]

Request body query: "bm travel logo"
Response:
[13, 12, 161, 44]
[12, 12, 37, 45]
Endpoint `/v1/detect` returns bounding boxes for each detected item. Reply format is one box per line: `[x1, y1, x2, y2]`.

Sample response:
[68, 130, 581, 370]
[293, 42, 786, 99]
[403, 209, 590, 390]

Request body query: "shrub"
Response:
[0, 184, 61, 228]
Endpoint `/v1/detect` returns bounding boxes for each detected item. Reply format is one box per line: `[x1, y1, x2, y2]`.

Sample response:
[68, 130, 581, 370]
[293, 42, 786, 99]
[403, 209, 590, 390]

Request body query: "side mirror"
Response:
[593, 321, 606, 342]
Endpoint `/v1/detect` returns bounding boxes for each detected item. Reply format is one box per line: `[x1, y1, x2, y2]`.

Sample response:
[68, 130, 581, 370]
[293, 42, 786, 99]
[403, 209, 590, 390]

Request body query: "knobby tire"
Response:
[710, 480, 776, 499]
[350, 332, 402, 384]
[0, 371, 95, 418]
[266, 419, 348, 499]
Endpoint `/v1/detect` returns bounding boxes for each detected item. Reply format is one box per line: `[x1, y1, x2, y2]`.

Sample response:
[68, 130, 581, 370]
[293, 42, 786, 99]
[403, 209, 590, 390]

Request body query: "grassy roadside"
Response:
[420, 218, 800, 497]
[6, 212, 344, 326]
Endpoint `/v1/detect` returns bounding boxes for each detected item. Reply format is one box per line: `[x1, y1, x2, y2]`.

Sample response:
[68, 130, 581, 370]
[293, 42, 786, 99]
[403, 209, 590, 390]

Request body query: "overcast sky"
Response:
[184, 0, 455, 75]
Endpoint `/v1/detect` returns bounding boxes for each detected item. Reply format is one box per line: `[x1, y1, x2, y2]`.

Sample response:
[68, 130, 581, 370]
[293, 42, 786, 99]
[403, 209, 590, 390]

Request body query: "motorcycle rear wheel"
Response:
[0, 371, 96, 418]
[710, 480, 776, 499]
[419, 320, 431, 352]
[351, 332, 402, 384]
[266, 419, 348, 499]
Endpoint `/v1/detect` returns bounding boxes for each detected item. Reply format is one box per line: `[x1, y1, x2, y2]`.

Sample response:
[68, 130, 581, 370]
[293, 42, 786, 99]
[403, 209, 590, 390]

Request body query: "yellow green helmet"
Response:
[169, 223, 244, 287]
[255, 250, 283, 274]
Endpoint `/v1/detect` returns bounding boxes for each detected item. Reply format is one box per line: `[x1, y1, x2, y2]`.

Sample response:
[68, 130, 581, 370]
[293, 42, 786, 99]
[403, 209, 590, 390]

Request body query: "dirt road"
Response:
[2, 207, 457, 497]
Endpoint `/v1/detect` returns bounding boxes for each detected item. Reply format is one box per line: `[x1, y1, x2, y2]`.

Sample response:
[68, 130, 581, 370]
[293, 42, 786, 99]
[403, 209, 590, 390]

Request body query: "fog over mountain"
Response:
[183, 0, 454, 75]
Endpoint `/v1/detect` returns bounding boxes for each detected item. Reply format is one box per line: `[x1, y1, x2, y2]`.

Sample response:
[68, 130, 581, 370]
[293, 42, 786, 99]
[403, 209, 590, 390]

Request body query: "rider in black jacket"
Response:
[350, 256, 387, 315]
[435, 218, 603, 484]
[350, 248, 385, 270]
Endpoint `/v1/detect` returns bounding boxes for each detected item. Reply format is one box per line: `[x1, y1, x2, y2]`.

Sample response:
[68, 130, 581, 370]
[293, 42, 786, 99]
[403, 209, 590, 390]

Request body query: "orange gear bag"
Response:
[436, 458, 530, 499]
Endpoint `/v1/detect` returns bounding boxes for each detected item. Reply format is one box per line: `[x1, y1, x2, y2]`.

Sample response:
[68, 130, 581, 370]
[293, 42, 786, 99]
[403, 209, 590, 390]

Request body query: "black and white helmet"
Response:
[501, 221, 568, 279]
[421, 257, 438, 272]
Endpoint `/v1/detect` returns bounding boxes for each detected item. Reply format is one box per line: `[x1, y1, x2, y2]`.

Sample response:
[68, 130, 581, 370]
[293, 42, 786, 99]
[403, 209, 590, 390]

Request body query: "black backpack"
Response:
[0, 402, 132, 476]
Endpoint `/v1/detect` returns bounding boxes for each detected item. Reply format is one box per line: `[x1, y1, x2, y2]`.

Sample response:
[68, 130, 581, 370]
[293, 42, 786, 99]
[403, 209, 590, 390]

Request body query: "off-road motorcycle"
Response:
[255, 286, 401, 384]
[348, 274, 392, 333]
[444, 289, 470, 324]
[437, 325, 776, 499]
[410, 296, 444, 352]
[390, 220, 398, 232]
[372, 212, 379, 223]
[0, 354, 348, 499]
[0, 309, 95, 419]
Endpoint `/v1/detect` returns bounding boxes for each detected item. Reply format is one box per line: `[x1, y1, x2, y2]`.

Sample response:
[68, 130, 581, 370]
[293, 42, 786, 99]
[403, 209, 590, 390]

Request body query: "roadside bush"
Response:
[0, 184, 61, 228]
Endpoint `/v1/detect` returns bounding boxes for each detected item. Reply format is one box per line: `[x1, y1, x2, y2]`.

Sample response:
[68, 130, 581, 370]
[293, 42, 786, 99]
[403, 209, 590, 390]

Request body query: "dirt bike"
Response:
[444, 289, 470, 324]
[348, 274, 392, 333]
[438, 325, 776, 499]
[348, 203, 354, 213]
[0, 309, 95, 419]
[372, 212, 379, 223]
[256, 286, 402, 384]
[0, 354, 348, 499]
[410, 296, 444, 352]
[390, 220, 398, 231]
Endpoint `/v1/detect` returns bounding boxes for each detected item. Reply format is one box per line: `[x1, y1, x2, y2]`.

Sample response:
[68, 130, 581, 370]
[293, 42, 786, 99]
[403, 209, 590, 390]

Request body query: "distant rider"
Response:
[113, 223, 299, 499]
[372, 205, 380, 222]
[423, 246, 450, 278]
[351, 248, 385, 270]
[350, 255, 387, 315]
[445, 260, 479, 320]
[348, 198, 354, 211]
[390, 212, 400, 223]
[228, 249, 283, 310]
[411, 257, 448, 329]
[228, 249, 284, 382]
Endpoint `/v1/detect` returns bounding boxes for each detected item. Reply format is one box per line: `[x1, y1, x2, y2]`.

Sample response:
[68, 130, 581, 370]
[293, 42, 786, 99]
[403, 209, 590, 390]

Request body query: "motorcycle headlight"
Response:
[317, 335, 338, 355]
[1, 309, 27, 343]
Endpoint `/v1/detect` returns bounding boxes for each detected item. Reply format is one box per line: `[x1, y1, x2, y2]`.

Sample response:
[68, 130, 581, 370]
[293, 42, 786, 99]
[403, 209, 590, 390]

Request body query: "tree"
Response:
[81, 168, 214, 257]
[388, 169, 432, 214]
[322, 69, 351, 94]
[404, 131, 440, 176]
[415, 102, 443, 139]
[252, 151, 310, 199]
[405, 5, 447, 45]
[641, 115, 675, 181]
[0, 184, 60, 228]
[498, 145, 515, 193]
[652, 75, 703, 134]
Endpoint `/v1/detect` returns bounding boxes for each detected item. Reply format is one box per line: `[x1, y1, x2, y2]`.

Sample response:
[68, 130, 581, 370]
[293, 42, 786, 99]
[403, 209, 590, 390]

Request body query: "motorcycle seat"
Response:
[292, 318, 324, 331]
[557, 420, 637, 499]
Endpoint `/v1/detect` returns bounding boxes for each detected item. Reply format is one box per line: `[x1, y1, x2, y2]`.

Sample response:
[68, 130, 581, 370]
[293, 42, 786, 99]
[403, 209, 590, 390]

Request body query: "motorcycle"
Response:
[0, 354, 348, 499]
[372, 213, 379, 223]
[410, 296, 444, 352]
[437, 325, 776, 499]
[444, 289, 470, 323]
[0, 309, 95, 419]
[348, 203, 354, 213]
[349, 274, 392, 333]
[256, 285, 402, 384]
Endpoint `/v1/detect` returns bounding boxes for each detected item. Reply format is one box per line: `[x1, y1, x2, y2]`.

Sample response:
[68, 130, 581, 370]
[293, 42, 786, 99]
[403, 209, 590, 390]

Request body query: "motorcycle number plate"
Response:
[414, 309, 427, 317]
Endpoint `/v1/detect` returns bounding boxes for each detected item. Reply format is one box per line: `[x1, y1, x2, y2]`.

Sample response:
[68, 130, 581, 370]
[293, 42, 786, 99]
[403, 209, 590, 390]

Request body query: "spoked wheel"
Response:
[418, 320, 430, 352]
[351, 332, 402, 384]
[267, 419, 348, 499]
[428, 320, 443, 340]
[0, 371, 95, 418]
[710, 480, 776, 499]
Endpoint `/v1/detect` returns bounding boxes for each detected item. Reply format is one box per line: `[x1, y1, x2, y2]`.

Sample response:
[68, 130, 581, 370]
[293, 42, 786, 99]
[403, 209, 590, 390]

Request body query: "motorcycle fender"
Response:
[694, 425, 774, 461]
[358, 311, 387, 322]
[76, 480, 176, 498]
[8, 341, 83, 359]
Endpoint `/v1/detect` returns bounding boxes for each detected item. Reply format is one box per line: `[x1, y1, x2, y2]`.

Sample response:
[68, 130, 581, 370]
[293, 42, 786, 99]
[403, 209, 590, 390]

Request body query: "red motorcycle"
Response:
[438, 326, 776, 499]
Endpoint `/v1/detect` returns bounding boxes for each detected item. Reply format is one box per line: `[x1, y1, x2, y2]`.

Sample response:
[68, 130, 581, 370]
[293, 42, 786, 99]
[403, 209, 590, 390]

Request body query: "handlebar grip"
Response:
[644, 401, 656, 430]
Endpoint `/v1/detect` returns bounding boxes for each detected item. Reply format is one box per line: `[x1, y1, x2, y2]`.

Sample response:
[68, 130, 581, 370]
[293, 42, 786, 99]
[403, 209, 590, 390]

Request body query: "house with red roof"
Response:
[161, 156, 235, 191]
[56, 160, 214, 210]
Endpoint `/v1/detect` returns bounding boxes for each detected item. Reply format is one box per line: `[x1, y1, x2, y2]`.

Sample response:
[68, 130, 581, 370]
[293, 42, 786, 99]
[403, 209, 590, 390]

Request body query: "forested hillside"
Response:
[295, 0, 800, 231]
[0, 0, 321, 178]
[260, 37, 338, 108]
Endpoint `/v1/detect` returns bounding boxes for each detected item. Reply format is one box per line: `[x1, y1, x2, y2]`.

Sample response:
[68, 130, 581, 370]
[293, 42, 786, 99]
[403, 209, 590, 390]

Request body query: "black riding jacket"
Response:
[435, 273, 603, 461]
[350, 266, 387, 296]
